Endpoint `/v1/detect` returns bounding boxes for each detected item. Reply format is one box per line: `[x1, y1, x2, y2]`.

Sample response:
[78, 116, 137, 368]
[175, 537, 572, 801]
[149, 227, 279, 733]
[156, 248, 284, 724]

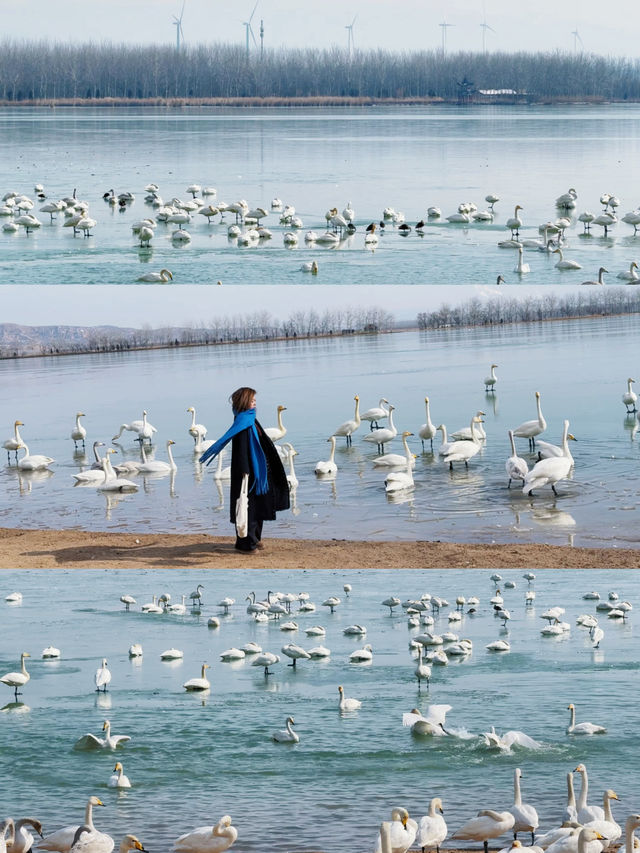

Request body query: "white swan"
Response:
[361, 397, 390, 430]
[513, 391, 546, 448]
[567, 705, 606, 735]
[453, 811, 515, 853]
[314, 436, 337, 476]
[42, 645, 61, 658]
[212, 450, 231, 481]
[574, 764, 606, 823]
[71, 412, 87, 448]
[0, 652, 30, 699]
[136, 439, 177, 474]
[38, 798, 106, 853]
[349, 643, 373, 662]
[417, 798, 447, 853]
[281, 643, 310, 667]
[546, 826, 605, 853]
[187, 407, 207, 443]
[486, 639, 510, 651]
[11, 818, 43, 853]
[107, 762, 131, 788]
[618, 261, 639, 281]
[374, 431, 416, 467]
[514, 246, 530, 275]
[264, 405, 287, 441]
[363, 404, 397, 452]
[619, 815, 640, 853]
[272, 716, 299, 743]
[553, 249, 582, 270]
[160, 648, 184, 659]
[511, 768, 539, 843]
[484, 364, 498, 391]
[173, 815, 237, 853]
[251, 652, 280, 675]
[419, 397, 437, 450]
[523, 433, 573, 497]
[506, 205, 524, 237]
[0, 820, 14, 853]
[384, 463, 414, 493]
[74, 720, 131, 750]
[374, 809, 418, 853]
[333, 394, 361, 445]
[536, 420, 577, 464]
[506, 430, 528, 488]
[280, 442, 298, 490]
[584, 790, 621, 845]
[3, 419, 24, 461]
[436, 424, 454, 456]
[581, 267, 608, 285]
[402, 705, 451, 736]
[98, 452, 138, 492]
[94, 659, 111, 692]
[16, 442, 54, 471]
[622, 377, 637, 413]
[442, 416, 484, 469]
[338, 684, 362, 710]
[112, 410, 156, 443]
[451, 410, 486, 440]
[300, 260, 318, 274]
[414, 644, 431, 687]
[183, 663, 210, 691]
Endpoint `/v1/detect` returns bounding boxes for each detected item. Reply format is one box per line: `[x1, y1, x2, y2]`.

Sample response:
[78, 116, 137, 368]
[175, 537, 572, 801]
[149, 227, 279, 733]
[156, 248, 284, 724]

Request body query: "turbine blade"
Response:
[250, 24, 258, 48]
[249, 0, 259, 24]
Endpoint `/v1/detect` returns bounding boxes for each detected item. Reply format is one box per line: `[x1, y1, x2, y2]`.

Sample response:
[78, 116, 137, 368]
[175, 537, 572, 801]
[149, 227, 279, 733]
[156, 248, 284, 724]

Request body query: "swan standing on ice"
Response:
[94, 659, 111, 692]
[513, 391, 546, 449]
[333, 395, 361, 446]
[0, 652, 30, 700]
[622, 378, 637, 413]
[361, 398, 390, 430]
[567, 706, 606, 736]
[511, 768, 539, 844]
[414, 644, 431, 687]
[314, 436, 337, 476]
[419, 397, 437, 450]
[112, 411, 157, 444]
[484, 364, 498, 392]
[272, 716, 299, 743]
[417, 798, 447, 853]
[363, 404, 398, 453]
[71, 412, 87, 448]
[506, 205, 524, 238]
[173, 816, 237, 853]
[506, 430, 528, 488]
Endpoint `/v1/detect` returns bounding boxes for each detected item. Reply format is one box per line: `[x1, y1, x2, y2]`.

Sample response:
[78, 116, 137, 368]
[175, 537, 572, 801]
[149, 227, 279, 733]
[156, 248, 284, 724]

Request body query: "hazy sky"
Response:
[3, 0, 637, 58]
[2, 284, 587, 328]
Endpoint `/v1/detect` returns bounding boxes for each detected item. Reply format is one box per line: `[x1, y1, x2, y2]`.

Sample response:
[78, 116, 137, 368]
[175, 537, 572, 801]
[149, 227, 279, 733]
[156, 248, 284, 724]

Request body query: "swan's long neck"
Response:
[425, 399, 432, 426]
[429, 799, 439, 817]
[387, 408, 396, 433]
[380, 822, 392, 853]
[103, 455, 115, 480]
[328, 437, 336, 463]
[536, 395, 544, 426]
[603, 793, 615, 823]
[75, 414, 82, 428]
[567, 772, 576, 810]
[403, 435, 412, 461]
[20, 443, 30, 458]
[625, 819, 640, 853]
[470, 419, 478, 443]
[353, 397, 361, 426]
[190, 409, 197, 428]
[14, 424, 22, 443]
[561, 422, 571, 455]
[577, 768, 588, 810]
[20, 654, 28, 676]
[277, 409, 284, 430]
[508, 431, 517, 456]
[439, 425, 448, 445]
[514, 770, 522, 805]
[628, 378, 634, 393]
[84, 801, 96, 830]
[167, 443, 176, 468]
[491, 366, 496, 380]
[286, 718, 294, 735]
[200, 664, 208, 679]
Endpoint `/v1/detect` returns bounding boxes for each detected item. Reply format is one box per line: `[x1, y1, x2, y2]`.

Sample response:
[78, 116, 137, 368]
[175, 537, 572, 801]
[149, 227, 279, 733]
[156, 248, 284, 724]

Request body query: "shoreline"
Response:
[1, 527, 638, 569]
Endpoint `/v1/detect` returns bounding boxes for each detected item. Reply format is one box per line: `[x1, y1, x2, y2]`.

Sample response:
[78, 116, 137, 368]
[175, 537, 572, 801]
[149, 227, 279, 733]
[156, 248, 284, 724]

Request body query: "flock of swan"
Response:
[4, 182, 640, 283]
[1, 570, 636, 853]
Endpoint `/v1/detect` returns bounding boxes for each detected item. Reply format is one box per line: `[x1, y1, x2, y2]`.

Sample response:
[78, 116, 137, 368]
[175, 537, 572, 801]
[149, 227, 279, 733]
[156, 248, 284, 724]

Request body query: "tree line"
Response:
[0, 306, 395, 359]
[2, 40, 640, 102]
[417, 287, 640, 330]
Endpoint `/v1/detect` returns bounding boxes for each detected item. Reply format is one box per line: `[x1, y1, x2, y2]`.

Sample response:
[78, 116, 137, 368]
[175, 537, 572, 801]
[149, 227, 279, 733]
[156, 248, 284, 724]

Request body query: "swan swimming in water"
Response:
[567, 705, 606, 736]
[38, 797, 107, 853]
[402, 704, 451, 736]
[581, 267, 608, 285]
[272, 715, 299, 743]
[173, 816, 237, 853]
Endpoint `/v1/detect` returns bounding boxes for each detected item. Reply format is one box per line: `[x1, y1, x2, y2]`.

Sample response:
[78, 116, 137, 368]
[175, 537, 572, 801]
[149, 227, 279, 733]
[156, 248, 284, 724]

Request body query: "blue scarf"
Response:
[199, 408, 269, 494]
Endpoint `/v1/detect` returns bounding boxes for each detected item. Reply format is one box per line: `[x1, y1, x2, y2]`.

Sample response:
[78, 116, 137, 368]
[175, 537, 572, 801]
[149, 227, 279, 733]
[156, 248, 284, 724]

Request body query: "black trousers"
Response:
[235, 515, 263, 551]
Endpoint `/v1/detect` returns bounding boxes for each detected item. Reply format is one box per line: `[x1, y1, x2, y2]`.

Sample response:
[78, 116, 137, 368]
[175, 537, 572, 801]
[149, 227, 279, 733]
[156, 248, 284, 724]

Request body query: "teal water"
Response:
[1, 317, 639, 548]
[2, 105, 640, 284]
[0, 568, 638, 853]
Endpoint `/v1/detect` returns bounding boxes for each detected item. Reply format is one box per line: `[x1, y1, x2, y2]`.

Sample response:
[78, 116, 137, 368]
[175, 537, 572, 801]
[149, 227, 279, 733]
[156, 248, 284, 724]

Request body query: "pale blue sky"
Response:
[1, 0, 635, 58]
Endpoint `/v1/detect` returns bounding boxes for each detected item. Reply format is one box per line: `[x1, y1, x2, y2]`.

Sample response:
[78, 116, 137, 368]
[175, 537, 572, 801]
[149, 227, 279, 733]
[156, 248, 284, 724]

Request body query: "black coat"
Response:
[229, 419, 290, 523]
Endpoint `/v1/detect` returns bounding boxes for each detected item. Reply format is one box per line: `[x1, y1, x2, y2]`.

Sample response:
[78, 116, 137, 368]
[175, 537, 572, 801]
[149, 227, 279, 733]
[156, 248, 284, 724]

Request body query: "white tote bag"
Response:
[235, 473, 249, 538]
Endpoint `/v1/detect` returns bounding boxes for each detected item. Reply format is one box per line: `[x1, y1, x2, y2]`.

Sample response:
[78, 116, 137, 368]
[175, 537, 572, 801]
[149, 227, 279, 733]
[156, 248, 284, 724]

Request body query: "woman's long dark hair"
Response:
[230, 387, 256, 412]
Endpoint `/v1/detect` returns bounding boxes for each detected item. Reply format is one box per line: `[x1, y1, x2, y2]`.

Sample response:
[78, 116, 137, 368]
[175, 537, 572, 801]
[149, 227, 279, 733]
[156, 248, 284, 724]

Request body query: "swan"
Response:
[338, 684, 362, 710]
[574, 764, 606, 823]
[108, 762, 131, 788]
[8, 819, 43, 853]
[417, 798, 447, 853]
[419, 397, 437, 450]
[128, 643, 143, 658]
[251, 652, 280, 675]
[622, 378, 637, 413]
[272, 716, 299, 743]
[593, 213, 616, 236]
[414, 644, 431, 687]
[484, 364, 498, 392]
[300, 260, 318, 274]
[173, 815, 237, 853]
[385, 465, 414, 493]
[619, 815, 640, 853]
[5, 591, 23, 603]
[363, 404, 397, 452]
[167, 595, 188, 615]
[581, 267, 608, 285]
[442, 416, 484, 469]
[451, 411, 487, 441]
[402, 705, 451, 736]
[94, 659, 111, 692]
[74, 720, 131, 750]
[374, 431, 416, 467]
[183, 663, 210, 691]
[69, 825, 114, 853]
[264, 405, 287, 441]
[42, 645, 61, 658]
[17, 442, 54, 471]
[513, 391, 546, 448]
[567, 705, 606, 735]
[1, 820, 14, 853]
[436, 424, 454, 457]
[374, 809, 418, 853]
[452, 811, 516, 853]
[187, 407, 207, 444]
[161, 648, 184, 660]
[511, 768, 539, 843]
[583, 790, 621, 845]
[70, 412, 87, 448]
[506, 430, 529, 488]
[279, 442, 298, 490]
[333, 394, 361, 445]
[514, 246, 530, 274]
[349, 643, 373, 662]
[314, 436, 337, 475]
[553, 249, 582, 270]
[38, 798, 106, 853]
[0, 652, 30, 699]
[136, 439, 177, 474]
[361, 397, 390, 430]
[486, 639, 510, 651]
[523, 438, 573, 497]
[112, 410, 157, 443]
[189, 584, 204, 607]
[556, 188, 578, 209]
[3, 419, 24, 461]
[545, 827, 605, 853]
[98, 452, 138, 492]
[536, 420, 577, 464]
[212, 450, 231, 481]
[506, 205, 524, 238]
[281, 643, 310, 667]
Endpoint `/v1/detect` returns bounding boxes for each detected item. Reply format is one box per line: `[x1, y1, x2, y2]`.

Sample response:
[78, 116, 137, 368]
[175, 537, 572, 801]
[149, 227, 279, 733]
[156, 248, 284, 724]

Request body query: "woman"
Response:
[200, 387, 290, 552]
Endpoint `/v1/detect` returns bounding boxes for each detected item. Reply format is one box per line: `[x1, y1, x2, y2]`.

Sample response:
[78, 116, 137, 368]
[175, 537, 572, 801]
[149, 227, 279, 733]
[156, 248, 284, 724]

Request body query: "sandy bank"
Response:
[0, 527, 638, 569]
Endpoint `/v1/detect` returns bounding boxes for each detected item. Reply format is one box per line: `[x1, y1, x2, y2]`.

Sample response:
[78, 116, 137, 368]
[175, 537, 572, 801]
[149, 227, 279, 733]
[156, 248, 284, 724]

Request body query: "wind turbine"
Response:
[173, 0, 185, 53]
[260, 19, 264, 59]
[243, 1, 259, 61]
[480, 18, 495, 53]
[345, 15, 357, 59]
[572, 28, 584, 52]
[439, 21, 453, 55]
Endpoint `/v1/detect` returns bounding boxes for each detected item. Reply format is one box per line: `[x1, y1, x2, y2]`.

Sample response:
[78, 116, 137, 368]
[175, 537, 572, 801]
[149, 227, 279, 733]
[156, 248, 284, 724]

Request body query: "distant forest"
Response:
[417, 287, 640, 330]
[2, 40, 640, 102]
